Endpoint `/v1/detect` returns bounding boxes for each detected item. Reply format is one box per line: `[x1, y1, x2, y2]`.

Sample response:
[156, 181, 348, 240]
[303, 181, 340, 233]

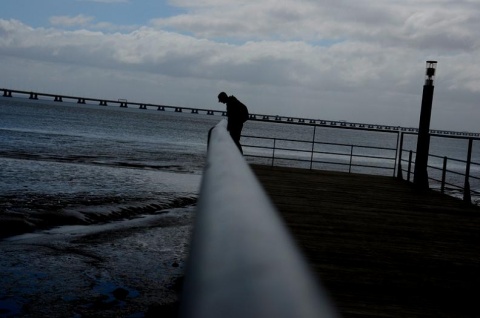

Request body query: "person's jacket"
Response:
[226, 95, 249, 128]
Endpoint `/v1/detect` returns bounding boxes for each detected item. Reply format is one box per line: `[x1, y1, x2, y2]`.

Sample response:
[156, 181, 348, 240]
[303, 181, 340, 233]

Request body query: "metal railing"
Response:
[240, 125, 479, 206]
[242, 134, 399, 177]
[180, 119, 338, 318]
[398, 133, 480, 205]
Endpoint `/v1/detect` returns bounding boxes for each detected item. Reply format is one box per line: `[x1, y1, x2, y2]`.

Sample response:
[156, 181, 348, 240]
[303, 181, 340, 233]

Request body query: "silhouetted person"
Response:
[218, 92, 249, 154]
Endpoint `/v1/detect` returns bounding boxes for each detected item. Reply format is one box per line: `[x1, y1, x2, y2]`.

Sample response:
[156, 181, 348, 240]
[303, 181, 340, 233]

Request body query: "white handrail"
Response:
[180, 119, 338, 318]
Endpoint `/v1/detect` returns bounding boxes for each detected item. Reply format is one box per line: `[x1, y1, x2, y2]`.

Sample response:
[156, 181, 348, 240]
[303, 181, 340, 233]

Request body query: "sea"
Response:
[0, 96, 479, 316]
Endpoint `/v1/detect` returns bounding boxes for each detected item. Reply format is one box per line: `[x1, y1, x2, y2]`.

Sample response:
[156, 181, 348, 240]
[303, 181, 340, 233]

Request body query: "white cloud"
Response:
[1, 0, 480, 132]
[49, 15, 94, 27]
[48, 15, 137, 32]
[156, 0, 480, 53]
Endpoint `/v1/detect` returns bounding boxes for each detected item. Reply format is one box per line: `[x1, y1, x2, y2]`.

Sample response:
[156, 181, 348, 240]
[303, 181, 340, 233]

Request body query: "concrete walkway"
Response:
[252, 165, 480, 318]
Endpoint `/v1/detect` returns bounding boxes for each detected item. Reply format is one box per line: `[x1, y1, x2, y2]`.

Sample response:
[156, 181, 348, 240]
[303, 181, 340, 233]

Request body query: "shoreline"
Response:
[0, 193, 197, 240]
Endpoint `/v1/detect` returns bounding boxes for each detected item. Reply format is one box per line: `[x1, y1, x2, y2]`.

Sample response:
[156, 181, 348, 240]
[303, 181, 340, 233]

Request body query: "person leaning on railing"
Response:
[218, 91, 249, 154]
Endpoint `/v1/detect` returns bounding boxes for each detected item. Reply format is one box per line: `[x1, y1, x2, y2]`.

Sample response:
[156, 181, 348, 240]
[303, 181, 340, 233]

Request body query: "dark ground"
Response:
[0, 206, 195, 318]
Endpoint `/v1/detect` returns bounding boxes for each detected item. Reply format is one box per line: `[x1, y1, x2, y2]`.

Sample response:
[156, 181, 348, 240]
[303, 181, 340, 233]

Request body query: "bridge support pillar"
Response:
[3, 90, 12, 97]
[99, 100, 107, 106]
[158, 106, 165, 111]
[175, 107, 182, 112]
[120, 102, 128, 108]
[54, 96, 63, 102]
[139, 104, 147, 109]
[77, 98, 86, 104]
[29, 93, 38, 100]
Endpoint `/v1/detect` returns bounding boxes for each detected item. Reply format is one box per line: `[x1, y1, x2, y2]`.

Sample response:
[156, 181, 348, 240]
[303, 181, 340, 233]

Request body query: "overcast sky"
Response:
[1, 0, 479, 131]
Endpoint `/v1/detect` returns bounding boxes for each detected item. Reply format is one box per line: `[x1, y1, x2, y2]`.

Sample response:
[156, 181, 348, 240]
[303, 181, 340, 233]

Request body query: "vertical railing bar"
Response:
[463, 138, 473, 203]
[396, 132, 404, 179]
[349, 145, 354, 173]
[441, 156, 447, 193]
[407, 150, 413, 182]
[310, 126, 316, 170]
[272, 138, 276, 167]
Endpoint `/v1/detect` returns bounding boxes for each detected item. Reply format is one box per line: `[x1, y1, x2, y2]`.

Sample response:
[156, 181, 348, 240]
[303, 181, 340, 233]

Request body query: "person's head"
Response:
[218, 92, 228, 104]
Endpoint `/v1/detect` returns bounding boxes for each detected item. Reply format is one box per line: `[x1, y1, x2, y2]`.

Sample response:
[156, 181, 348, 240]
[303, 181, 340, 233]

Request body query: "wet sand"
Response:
[0, 206, 195, 317]
[0, 193, 197, 239]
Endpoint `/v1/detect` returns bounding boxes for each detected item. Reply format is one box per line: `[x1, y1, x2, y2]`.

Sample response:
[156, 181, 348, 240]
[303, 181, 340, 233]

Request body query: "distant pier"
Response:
[1, 88, 479, 137]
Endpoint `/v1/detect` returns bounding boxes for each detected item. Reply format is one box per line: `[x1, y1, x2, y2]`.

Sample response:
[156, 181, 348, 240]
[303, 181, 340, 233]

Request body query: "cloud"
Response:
[156, 0, 480, 53]
[49, 15, 94, 27]
[48, 15, 138, 32]
[0, 19, 407, 92]
[1, 0, 480, 131]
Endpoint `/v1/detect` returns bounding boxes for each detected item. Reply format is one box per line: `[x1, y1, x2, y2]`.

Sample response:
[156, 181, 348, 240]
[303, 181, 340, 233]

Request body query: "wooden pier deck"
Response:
[251, 165, 480, 318]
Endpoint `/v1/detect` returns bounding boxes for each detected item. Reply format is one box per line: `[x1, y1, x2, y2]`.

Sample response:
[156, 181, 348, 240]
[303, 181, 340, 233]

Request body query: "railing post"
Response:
[310, 126, 316, 170]
[272, 138, 276, 167]
[407, 150, 413, 182]
[349, 145, 354, 173]
[463, 138, 473, 203]
[441, 156, 447, 193]
[397, 132, 404, 179]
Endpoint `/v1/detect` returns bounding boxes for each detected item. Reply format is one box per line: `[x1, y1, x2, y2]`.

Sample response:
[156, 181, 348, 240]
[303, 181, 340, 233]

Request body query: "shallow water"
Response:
[0, 98, 208, 238]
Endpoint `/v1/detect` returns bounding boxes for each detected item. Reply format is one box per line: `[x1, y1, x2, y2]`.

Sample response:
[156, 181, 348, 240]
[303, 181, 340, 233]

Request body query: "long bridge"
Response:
[2, 88, 479, 137]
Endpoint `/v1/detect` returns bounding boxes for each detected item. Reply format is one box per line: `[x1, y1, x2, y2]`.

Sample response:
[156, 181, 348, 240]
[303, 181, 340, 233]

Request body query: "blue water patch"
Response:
[92, 281, 140, 303]
[0, 297, 24, 317]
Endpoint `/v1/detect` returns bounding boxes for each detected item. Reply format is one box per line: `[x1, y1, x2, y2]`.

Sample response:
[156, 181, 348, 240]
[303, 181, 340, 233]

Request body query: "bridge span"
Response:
[1, 88, 478, 137]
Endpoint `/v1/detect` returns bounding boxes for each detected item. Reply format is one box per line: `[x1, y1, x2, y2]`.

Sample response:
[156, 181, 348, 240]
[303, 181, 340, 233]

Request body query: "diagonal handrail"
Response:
[180, 119, 338, 318]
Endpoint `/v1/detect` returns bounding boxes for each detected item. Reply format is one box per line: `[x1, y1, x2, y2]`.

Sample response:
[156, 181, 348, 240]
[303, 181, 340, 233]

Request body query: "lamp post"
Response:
[414, 61, 437, 189]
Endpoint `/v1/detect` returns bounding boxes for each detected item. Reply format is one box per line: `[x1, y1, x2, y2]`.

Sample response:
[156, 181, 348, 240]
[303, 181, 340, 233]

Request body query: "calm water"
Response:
[1, 97, 479, 237]
[0, 98, 213, 237]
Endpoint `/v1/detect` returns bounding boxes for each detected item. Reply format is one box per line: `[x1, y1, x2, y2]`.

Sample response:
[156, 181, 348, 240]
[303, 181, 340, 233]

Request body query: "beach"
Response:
[1, 206, 194, 317]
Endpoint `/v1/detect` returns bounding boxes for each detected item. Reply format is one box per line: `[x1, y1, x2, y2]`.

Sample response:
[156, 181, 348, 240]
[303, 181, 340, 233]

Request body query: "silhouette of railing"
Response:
[180, 119, 338, 318]
[241, 129, 480, 205]
[398, 132, 480, 205]
[242, 134, 399, 177]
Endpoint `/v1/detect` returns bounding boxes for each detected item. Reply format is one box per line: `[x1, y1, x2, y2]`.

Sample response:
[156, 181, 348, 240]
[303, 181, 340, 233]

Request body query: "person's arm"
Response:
[226, 103, 232, 131]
